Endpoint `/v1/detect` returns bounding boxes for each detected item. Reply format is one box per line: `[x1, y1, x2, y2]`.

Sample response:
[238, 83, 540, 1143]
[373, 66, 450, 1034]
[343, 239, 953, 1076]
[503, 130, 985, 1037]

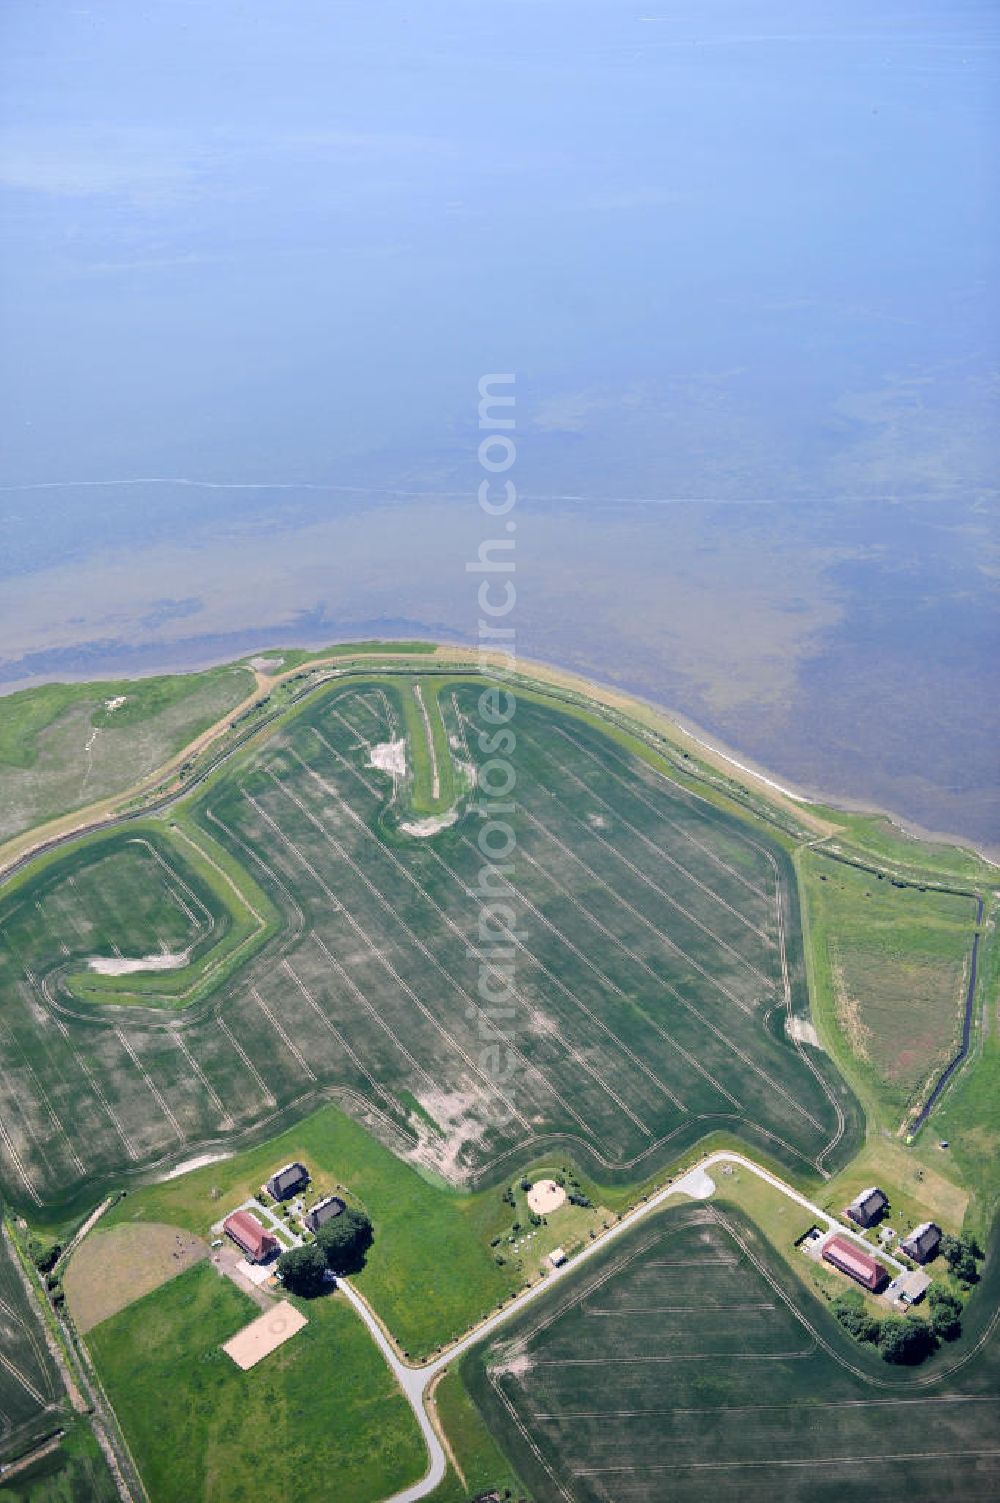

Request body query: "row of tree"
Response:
[278, 1208, 374, 1298]
[832, 1285, 964, 1365]
[939, 1233, 982, 1287]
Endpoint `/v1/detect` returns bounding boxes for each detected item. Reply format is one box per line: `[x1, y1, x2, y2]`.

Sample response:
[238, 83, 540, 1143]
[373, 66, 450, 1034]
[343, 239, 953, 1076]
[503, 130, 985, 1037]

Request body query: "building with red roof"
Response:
[224, 1210, 280, 1264]
[822, 1233, 888, 1292]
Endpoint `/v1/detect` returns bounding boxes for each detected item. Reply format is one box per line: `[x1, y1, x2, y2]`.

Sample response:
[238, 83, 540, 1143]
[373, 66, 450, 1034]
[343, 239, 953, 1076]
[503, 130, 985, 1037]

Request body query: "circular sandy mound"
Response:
[526, 1179, 566, 1215]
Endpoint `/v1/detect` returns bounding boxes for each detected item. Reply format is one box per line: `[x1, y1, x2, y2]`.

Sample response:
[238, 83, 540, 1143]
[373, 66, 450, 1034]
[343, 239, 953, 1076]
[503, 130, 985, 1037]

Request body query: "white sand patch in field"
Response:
[673, 1167, 716, 1200]
[248, 656, 284, 672]
[409, 1088, 489, 1181]
[104, 695, 127, 711]
[159, 1152, 232, 1181]
[527, 1179, 567, 1215]
[528, 1008, 561, 1041]
[492, 1349, 534, 1380]
[787, 1015, 822, 1048]
[223, 1301, 307, 1370]
[399, 810, 460, 837]
[369, 739, 406, 777]
[88, 950, 190, 976]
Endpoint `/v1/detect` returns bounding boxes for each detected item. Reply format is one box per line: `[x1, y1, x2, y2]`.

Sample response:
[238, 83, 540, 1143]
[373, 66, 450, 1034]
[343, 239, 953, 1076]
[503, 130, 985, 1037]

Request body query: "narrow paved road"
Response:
[341, 1149, 900, 1503]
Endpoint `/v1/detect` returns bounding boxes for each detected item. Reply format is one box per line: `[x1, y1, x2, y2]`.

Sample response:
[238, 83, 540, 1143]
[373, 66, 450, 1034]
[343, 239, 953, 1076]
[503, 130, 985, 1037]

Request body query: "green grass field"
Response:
[462, 1200, 1000, 1503]
[0, 673, 860, 1236]
[86, 1262, 425, 1503]
[426, 1365, 526, 1501]
[799, 849, 981, 1129]
[262, 640, 438, 671]
[396, 677, 471, 818]
[0, 665, 253, 845]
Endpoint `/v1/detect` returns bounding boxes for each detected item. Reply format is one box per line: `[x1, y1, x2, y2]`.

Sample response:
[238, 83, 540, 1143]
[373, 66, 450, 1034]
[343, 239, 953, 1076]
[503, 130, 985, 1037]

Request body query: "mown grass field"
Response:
[0, 664, 253, 845]
[799, 849, 980, 1127]
[0, 1222, 65, 1466]
[86, 1262, 425, 1503]
[462, 1200, 1000, 1503]
[64, 1221, 208, 1334]
[0, 674, 859, 1239]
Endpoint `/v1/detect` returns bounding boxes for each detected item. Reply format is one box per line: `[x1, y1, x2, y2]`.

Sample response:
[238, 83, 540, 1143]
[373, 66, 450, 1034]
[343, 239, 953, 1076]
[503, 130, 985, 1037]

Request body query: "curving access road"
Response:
[340, 1149, 901, 1503]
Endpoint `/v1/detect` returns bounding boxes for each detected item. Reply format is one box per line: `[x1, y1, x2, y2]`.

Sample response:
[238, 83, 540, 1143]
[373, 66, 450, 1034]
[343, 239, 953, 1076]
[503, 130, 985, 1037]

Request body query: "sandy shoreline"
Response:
[1, 634, 995, 869]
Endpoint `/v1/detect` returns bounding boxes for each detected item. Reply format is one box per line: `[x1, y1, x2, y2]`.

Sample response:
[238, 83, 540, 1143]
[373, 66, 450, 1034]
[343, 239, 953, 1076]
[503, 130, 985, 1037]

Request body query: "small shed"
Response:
[548, 1247, 567, 1268]
[885, 1268, 932, 1307]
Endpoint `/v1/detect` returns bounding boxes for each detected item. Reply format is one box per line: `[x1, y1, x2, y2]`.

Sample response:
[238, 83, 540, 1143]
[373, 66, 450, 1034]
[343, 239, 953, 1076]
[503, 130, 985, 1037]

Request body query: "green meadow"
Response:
[799, 848, 981, 1130]
[87, 1262, 425, 1503]
[0, 664, 253, 845]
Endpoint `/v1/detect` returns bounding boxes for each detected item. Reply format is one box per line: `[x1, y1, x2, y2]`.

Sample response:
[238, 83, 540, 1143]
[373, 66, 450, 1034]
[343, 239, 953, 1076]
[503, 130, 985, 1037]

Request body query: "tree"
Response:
[878, 1317, 936, 1365]
[940, 1235, 980, 1285]
[831, 1291, 879, 1345]
[278, 1242, 328, 1298]
[31, 1240, 61, 1274]
[316, 1208, 374, 1274]
[928, 1286, 963, 1341]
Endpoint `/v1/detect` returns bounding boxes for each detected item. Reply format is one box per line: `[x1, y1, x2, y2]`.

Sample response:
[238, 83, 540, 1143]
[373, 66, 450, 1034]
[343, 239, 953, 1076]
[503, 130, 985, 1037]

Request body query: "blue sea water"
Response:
[0, 1, 997, 847]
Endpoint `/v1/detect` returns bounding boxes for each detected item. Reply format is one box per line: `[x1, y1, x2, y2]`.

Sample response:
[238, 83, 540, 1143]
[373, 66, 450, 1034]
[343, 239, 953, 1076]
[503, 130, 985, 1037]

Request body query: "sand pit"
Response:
[222, 1300, 307, 1370]
[159, 1151, 232, 1181]
[399, 810, 460, 837]
[369, 739, 406, 777]
[787, 1016, 822, 1048]
[526, 1179, 567, 1215]
[87, 950, 189, 976]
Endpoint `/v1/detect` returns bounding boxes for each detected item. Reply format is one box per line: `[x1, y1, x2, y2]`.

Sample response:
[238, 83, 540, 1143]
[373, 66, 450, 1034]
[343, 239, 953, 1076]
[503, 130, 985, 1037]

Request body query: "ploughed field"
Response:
[463, 1202, 1000, 1503]
[0, 677, 857, 1218]
[0, 1223, 65, 1465]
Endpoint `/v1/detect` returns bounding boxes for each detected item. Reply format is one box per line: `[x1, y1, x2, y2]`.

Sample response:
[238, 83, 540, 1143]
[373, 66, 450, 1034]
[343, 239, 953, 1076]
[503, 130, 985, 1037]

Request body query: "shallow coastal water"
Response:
[1, 488, 997, 858]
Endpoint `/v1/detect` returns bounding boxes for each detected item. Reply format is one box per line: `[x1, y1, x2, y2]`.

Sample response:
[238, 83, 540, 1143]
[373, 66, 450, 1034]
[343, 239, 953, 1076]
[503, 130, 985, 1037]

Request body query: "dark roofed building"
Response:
[900, 1221, 942, 1265]
[304, 1195, 346, 1235]
[845, 1186, 888, 1228]
[822, 1234, 888, 1292]
[224, 1210, 279, 1264]
[266, 1161, 309, 1201]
